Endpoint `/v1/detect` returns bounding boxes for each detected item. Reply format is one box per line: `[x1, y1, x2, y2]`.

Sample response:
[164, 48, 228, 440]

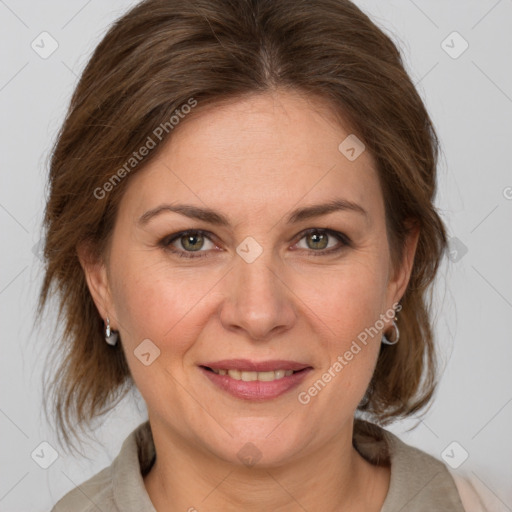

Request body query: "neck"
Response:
[143, 417, 390, 512]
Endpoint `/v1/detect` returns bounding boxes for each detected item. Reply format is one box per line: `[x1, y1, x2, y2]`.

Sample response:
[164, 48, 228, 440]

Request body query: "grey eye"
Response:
[296, 230, 341, 251]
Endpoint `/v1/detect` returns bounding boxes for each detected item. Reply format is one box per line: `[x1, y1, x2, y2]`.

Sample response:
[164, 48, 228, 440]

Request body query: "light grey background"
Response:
[1, 1, 511, 510]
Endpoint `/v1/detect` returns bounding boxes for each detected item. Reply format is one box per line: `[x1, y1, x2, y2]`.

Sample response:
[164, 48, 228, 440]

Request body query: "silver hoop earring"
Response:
[105, 316, 118, 346]
[382, 319, 399, 345]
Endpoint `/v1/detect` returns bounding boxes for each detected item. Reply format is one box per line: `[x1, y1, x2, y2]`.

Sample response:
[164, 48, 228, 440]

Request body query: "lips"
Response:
[199, 359, 313, 401]
[209, 368, 295, 382]
[200, 359, 311, 372]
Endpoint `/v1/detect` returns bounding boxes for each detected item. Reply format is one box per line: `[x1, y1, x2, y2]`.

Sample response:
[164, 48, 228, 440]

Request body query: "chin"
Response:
[207, 419, 308, 469]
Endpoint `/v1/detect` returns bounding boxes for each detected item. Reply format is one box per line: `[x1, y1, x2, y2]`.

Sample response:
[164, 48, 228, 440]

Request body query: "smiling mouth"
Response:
[201, 366, 308, 382]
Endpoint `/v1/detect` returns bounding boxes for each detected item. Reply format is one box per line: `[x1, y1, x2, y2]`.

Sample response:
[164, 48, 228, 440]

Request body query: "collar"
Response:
[109, 418, 465, 511]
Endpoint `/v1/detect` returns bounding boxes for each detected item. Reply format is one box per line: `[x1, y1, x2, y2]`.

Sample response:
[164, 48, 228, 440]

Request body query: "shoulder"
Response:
[50, 421, 155, 512]
[50, 465, 116, 512]
[383, 430, 468, 511]
[354, 419, 467, 511]
[449, 470, 511, 512]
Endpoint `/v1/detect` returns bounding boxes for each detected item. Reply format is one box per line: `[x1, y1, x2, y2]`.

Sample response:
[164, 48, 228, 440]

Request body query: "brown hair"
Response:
[37, 0, 447, 452]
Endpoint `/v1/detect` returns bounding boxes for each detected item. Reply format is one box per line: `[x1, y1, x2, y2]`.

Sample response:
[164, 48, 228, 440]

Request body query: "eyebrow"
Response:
[137, 198, 368, 227]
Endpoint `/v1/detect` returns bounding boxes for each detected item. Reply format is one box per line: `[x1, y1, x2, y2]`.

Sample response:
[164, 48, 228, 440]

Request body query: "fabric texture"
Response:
[449, 470, 509, 512]
[50, 419, 468, 511]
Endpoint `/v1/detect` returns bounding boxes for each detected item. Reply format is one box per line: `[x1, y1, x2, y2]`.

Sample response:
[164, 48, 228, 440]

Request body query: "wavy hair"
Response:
[37, 0, 447, 452]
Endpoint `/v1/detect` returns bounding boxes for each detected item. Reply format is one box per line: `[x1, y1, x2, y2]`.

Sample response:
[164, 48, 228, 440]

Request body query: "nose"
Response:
[219, 250, 296, 341]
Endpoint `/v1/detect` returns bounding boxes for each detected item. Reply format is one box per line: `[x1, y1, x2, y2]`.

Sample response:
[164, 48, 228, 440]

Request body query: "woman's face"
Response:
[84, 90, 416, 466]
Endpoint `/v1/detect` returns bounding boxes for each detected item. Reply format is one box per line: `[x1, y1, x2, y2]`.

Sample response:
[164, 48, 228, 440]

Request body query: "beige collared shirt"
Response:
[50, 419, 472, 511]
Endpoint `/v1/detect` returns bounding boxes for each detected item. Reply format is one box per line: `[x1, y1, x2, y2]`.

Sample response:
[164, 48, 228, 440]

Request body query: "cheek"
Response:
[296, 256, 389, 403]
[305, 259, 389, 343]
[110, 252, 219, 352]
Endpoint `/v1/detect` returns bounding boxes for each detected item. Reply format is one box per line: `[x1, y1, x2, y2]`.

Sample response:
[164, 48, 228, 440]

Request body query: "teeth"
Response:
[228, 369, 241, 380]
[211, 368, 295, 381]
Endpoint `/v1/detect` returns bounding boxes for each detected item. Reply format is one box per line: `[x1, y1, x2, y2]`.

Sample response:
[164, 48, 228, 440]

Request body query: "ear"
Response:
[77, 241, 116, 328]
[386, 221, 420, 307]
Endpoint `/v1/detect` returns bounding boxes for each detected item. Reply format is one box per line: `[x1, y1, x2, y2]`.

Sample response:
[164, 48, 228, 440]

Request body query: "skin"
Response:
[80, 89, 419, 511]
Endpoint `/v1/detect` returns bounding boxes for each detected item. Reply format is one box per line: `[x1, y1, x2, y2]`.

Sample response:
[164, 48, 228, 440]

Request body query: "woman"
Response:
[40, 0, 486, 510]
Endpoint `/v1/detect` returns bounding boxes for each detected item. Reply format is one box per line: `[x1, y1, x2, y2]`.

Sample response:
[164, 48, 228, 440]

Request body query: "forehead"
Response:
[119, 90, 382, 222]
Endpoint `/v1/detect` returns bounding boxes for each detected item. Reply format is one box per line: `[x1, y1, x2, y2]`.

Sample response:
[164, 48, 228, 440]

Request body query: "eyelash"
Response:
[159, 228, 351, 260]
